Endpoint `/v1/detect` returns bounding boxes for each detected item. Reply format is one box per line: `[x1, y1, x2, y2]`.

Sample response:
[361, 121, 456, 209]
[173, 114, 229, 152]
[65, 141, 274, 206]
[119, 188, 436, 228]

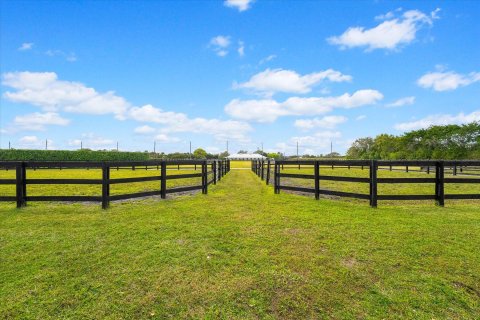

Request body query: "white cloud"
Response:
[45, 49, 77, 62]
[2, 71, 130, 119]
[356, 115, 367, 121]
[224, 0, 253, 12]
[154, 134, 180, 143]
[235, 68, 352, 96]
[18, 136, 54, 149]
[258, 54, 276, 65]
[238, 41, 245, 56]
[13, 112, 70, 131]
[386, 96, 415, 107]
[225, 89, 383, 122]
[294, 115, 347, 130]
[128, 104, 252, 142]
[394, 110, 480, 131]
[328, 9, 440, 51]
[210, 35, 231, 57]
[417, 71, 480, 91]
[68, 133, 115, 150]
[134, 125, 156, 134]
[18, 43, 34, 51]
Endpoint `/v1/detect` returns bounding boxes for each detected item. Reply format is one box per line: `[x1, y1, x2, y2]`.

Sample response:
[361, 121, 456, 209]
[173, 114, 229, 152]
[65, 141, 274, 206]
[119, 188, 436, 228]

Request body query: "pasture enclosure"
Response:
[0, 160, 231, 209]
[252, 159, 480, 207]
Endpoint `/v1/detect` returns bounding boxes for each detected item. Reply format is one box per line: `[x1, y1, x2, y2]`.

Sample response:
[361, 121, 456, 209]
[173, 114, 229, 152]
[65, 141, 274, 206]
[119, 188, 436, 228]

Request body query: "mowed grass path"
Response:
[1, 170, 480, 319]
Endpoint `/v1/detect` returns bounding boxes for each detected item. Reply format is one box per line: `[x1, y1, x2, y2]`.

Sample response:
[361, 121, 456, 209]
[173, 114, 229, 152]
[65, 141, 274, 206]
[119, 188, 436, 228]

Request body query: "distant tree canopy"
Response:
[346, 122, 480, 160]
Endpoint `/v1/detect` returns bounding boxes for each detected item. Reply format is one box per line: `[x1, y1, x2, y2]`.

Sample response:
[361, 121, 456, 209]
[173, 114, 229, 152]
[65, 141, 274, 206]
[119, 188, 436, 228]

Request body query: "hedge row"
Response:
[0, 149, 150, 161]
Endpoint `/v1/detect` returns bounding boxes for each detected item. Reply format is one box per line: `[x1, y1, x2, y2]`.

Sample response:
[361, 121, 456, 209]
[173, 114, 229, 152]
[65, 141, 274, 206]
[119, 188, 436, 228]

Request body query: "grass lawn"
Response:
[1, 169, 480, 319]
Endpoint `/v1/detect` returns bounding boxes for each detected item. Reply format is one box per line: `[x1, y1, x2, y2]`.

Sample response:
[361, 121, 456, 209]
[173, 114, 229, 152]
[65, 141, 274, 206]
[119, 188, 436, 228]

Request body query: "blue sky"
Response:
[1, 0, 479, 155]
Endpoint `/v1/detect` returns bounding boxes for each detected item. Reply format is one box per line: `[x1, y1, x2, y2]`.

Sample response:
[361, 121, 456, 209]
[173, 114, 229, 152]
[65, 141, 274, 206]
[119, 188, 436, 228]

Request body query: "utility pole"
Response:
[226, 140, 229, 153]
[9, 141, 11, 150]
[45, 139, 48, 150]
[189, 141, 192, 158]
[330, 141, 333, 154]
[116, 142, 119, 151]
[261, 142, 263, 152]
[296, 141, 299, 159]
[80, 141, 83, 150]
[154, 141, 156, 154]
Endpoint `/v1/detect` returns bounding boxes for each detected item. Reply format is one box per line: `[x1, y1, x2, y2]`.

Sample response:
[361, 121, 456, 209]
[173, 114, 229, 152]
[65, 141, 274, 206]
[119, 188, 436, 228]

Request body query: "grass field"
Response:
[1, 169, 480, 319]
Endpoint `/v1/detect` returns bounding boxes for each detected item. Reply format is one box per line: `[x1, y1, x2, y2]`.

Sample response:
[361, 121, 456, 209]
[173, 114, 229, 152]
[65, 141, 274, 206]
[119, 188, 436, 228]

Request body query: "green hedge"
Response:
[0, 149, 150, 161]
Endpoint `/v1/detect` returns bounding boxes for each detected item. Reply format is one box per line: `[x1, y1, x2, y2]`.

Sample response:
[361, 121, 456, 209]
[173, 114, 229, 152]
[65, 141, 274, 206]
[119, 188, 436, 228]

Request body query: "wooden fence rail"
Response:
[0, 159, 230, 209]
[252, 159, 480, 207]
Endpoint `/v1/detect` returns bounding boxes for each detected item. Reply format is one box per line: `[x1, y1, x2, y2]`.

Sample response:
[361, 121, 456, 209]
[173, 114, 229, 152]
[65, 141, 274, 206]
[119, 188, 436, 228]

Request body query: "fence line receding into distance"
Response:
[252, 159, 480, 207]
[0, 160, 231, 209]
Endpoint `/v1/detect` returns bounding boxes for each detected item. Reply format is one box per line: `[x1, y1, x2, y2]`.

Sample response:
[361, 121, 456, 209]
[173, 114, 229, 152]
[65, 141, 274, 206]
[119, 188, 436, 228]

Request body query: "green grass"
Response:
[1, 170, 480, 319]
[230, 160, 251, 169]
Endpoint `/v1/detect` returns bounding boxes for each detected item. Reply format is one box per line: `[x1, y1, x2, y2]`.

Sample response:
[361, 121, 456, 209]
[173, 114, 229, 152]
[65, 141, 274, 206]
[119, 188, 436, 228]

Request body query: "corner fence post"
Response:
[202, 160, 208, 194]
[161, 161, 166, 199]
[369, 160, 377, 208]
[314, 160, 320, 200]
[102, 162, 110, 209]
[16, 162, 27, 208]
[435, 161, 444, 206]
[266, 160, 271, 185]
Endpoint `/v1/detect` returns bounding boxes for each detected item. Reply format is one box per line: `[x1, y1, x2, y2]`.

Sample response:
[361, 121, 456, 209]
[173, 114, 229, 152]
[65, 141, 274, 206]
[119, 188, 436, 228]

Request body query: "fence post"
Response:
[213, 161, 217, 185]
[435, 161, 445, 206]
[314, 160, 320, 200]
[161, 161, 166, 199]
[274, 162, 280, 194]
[266, 160, 271, 185]
[102, 162, 110, 209]
[227, 160, 230, 172]
[369, 160, 377, 208]
[16, 162, 26, 208]
[202, 160, 208, 194]
[453, 164, 457, 176]
[261, 161, 265, 180]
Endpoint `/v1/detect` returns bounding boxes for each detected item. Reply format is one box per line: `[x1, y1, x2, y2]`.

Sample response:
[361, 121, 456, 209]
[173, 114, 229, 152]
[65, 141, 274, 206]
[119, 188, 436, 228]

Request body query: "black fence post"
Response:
[435, 161, 445, 206]
[161, 161, 166, 199]
[213, 161, 217, 184]
[314, 160, 320, 200]
[202, 160, 208, 194]
[261, 160, 265, 180]
[266, 160, 271, 185]
[274, 162, 280, 194]
[453, 164, 457, 176]
[227, 160, 230, 172]
[102, 162, 110, 209]
[16, 162, 26, 208]
[369, 160, 378, 208]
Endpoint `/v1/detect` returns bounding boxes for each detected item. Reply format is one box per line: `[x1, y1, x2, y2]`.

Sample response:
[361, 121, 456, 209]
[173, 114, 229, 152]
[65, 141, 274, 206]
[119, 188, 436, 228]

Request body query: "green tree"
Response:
[193, 148, 208, 159]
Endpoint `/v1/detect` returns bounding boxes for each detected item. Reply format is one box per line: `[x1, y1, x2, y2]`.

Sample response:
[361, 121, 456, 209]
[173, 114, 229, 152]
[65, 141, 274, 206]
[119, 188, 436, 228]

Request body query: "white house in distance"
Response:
[226, 153, 267, 160]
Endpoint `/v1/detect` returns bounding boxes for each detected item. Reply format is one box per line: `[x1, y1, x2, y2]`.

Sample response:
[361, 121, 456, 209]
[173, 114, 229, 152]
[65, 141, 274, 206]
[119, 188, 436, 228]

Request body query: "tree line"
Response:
[346, 122, 480, 160]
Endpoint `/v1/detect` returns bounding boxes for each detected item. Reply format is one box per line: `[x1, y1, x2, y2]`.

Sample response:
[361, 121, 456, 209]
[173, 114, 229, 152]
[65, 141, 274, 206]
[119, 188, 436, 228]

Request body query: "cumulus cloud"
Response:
[209, 35, 231, 57]
[18, 136, 54, 149]
[128, 104, 252, 142]
[18, 43, 34, 51]
[328, 8, 440, 51]
[394, 110, 480, 131]
[417, 71, 480, 91]
[235, 68, 352, 96]
[68, 133, 115, 150]
[2, 71, 130, 119]
[225, 89, 383, 122]
[294, 115, 347, 130]
[134, 125, 156, 134]
[238, 41, 245, 57]
[386, 96, 415, 107]
[224, 0, 253, 12]
[356, 115, 367, 121]
[13, 112, 70, 131]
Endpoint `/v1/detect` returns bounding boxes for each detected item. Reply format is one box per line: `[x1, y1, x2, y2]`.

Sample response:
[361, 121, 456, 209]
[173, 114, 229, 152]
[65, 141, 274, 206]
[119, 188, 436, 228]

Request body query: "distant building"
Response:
[226, 153, 267, 160]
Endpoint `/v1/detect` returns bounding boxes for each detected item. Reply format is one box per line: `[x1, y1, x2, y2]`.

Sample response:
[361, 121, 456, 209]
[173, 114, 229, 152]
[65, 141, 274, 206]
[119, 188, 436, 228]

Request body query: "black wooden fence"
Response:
[0, 159, 230, 209]
[252, 159, 480, 207]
